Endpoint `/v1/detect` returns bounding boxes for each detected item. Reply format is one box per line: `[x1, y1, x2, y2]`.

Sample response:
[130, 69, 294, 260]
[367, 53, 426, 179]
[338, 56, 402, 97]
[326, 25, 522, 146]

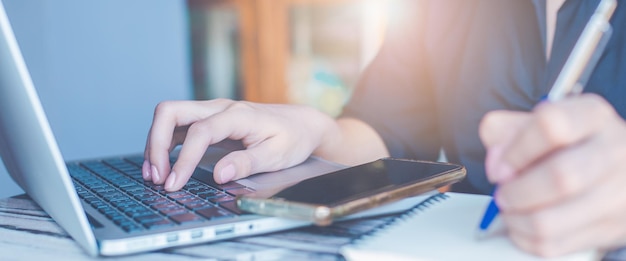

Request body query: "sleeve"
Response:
[340, 1, 440, 161]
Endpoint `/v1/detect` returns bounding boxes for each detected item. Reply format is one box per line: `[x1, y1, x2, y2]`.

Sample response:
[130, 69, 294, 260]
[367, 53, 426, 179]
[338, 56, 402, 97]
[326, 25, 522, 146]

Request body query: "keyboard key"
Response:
[128, 188, 153, 197]
[104, 158, 127, 167]
[166, 191, 193, 200]
[83, 196, 99, 204]
[112, 216, 129, 225]
[90, 201, 107, 209]
[187, 186, 211, 194]
[134, 191, 160, 200]
[143, 219, 175, 230]
[105, 211, 125, 220]
[124, 207, 152, 218]
[151, 202, 177, 210]
[170, 213, 203, 224]
[120, 185, 143, 193]
[158, 206, 189, 216]
[86, 183, 107, 190]
[124, 156, 145, 167]
[196, 191, 221, 199]
[142, 197, 168, 206]
[93, 188, 115, 195]
[196, 207, 233, 220]
[146, 180, 167, 189]
[183, 180, 203, 190]
[218, 201, 243, 215]
[97, 206, 115, 214]
[183, 200, 211, 211]
[121, 223, 143, 233]
[101, 192, 125, 201]
[110, 200, 132, 208]
[134, 214, 163, 224]
[107, 195, 130, 203]
[175, 197, 199, 205]
[208, 195, 235, 204]
[115, 202, 141, 210]
[115, 182, 137, 188]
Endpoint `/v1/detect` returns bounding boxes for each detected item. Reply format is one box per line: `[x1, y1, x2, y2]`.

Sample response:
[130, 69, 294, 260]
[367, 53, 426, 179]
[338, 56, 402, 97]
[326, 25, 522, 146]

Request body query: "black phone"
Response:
[237, 158, 466, 226]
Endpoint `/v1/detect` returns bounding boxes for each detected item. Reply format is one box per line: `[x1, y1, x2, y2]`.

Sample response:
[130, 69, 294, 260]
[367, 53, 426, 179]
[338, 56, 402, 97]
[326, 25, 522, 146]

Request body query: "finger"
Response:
[501, 161, 626, 256]
[169, 126, 189, 151]
[164, 126, 215, 191]
[213, 149, 258, 184]
[480, 111, 532, 182]
[147, 101, 180, 184]
[147, 99, 233, 184]
[498, 94, 614, 178]
[508, 214, 626, 257]
[142, 137, 152, 181]
[165, 105, 264, 191]
[496, 133, 612, 212]
[213, 138, 308, 184]
[479, 110, 532, 148]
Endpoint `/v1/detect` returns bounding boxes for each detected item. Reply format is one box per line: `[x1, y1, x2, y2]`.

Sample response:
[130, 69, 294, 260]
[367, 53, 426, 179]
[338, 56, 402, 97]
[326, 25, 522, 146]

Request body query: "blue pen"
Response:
[476, 0, 616, 239]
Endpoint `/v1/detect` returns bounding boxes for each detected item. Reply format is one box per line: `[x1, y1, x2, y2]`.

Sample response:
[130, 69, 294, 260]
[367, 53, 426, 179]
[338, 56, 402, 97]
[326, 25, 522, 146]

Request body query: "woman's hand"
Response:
[143, 99, 339, 192]
[480, 94, 626, 257]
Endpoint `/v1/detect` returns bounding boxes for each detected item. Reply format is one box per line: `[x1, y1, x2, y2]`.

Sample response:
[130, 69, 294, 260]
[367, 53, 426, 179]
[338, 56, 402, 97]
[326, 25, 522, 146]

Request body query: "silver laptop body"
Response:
[0, 2, 344, 256]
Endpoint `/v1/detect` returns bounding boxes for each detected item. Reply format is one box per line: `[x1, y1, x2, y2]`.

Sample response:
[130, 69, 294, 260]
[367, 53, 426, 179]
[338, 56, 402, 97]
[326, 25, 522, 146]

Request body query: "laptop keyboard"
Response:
[69, 156, 253, 233]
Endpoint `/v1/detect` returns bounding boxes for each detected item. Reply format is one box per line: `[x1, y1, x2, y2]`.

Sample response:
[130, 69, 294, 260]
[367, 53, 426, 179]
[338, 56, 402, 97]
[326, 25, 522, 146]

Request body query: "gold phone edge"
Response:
[236, 164, 467, 226]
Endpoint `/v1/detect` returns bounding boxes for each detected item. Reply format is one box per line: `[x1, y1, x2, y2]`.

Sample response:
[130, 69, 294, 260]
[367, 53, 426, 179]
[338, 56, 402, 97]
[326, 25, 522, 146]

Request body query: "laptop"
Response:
[0, 3, 350, 256]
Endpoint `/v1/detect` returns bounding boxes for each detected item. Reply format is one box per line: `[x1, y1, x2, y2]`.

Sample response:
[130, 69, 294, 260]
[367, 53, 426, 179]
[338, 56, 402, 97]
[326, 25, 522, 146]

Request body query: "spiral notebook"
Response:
[340, 193, 597, 261]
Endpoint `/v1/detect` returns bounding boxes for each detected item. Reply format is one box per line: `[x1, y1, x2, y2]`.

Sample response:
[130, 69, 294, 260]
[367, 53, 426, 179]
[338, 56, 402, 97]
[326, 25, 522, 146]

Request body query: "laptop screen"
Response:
[0, 2, 98, 255]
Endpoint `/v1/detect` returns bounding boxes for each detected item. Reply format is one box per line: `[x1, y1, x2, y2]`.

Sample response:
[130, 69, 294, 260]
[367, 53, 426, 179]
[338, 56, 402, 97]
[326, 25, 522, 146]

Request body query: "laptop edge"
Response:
[0, 2, 99, 256]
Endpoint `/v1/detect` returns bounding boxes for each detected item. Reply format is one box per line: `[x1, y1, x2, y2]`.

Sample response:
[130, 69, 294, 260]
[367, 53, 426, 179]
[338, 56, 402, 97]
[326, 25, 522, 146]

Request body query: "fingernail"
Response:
[142, 160, 151, 179]
[165, 171, 177, 191]
[219, 164, 236, 183]
[151, 165, 160, 183]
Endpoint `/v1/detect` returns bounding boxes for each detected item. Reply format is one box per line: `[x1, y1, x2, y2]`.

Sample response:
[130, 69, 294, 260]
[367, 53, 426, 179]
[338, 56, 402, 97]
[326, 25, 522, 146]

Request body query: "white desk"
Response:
[0, 194, 394, 260]
[2, 194, 625, 260]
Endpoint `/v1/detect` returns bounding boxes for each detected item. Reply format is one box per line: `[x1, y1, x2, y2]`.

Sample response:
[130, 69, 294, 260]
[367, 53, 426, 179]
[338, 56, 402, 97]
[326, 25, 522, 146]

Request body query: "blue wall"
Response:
[0, 0, 192, 198]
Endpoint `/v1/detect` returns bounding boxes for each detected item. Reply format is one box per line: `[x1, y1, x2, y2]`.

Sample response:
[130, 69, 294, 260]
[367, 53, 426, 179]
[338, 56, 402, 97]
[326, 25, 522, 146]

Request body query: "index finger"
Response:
[479, 110, 532, 148]
[145, 99, 233, 184]
[164, 107, 261, 191]
[479, 111, 532, 182]
[499, 94, 615, 177]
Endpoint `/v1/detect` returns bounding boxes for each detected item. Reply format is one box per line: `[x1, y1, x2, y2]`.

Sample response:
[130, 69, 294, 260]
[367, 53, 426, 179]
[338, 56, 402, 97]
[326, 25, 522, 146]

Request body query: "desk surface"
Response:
[0, 195, 397, 260]
[2, 195, 626, 261]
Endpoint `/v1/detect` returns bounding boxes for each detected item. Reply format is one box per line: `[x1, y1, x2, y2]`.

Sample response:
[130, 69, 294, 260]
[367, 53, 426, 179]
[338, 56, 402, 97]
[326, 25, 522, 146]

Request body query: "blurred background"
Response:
[0, 0, 396, 198]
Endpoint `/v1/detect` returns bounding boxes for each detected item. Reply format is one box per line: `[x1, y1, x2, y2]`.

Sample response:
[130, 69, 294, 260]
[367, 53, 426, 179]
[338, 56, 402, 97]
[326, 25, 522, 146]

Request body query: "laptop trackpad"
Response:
[242, 157, 344, 187]
[193, 146, 345, 190]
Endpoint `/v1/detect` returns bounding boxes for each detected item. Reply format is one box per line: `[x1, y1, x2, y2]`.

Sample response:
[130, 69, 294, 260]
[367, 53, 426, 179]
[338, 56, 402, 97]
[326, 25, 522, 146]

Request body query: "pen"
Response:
[476, 0, 616, 239]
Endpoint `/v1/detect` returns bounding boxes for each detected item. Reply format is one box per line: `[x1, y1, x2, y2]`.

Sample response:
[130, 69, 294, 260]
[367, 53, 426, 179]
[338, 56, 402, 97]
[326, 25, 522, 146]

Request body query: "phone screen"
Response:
[269, 159, 462, 206]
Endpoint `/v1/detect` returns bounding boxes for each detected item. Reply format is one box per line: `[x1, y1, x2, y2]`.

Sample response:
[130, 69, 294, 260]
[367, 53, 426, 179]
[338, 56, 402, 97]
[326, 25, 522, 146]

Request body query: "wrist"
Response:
[314, 117, 389, 165]
[311, 113, 343, 160]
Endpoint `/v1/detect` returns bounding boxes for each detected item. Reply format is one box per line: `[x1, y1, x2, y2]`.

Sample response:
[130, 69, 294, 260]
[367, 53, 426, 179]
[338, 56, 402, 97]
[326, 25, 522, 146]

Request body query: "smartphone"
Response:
[236, 158, 466, 226]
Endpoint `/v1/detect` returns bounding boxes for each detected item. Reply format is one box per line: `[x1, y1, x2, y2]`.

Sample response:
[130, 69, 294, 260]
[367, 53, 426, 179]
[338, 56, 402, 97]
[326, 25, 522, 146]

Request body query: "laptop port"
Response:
[166, 234, 178, 242]
[215, 226, 234, 236]
[191, 230, 203, 239]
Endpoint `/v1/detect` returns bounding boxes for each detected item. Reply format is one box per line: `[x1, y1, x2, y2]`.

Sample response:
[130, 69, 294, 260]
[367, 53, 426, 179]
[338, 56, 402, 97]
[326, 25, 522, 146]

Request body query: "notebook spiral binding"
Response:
[350, 193, 450, 246]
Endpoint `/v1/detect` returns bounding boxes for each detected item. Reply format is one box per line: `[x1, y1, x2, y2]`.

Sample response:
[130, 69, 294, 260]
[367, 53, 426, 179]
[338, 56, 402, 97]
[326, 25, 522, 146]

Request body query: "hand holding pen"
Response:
[477, 0, 626, 257]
